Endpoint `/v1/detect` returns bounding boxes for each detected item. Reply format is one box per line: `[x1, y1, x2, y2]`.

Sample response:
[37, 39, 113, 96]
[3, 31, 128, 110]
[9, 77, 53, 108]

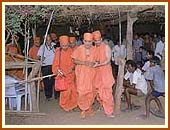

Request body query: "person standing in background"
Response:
[37, 35, 55, 101]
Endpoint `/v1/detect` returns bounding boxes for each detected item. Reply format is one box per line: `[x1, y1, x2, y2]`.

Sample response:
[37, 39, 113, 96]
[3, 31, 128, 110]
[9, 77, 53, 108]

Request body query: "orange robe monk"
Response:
[52, 36, 77, 111]
[5, 42, 24, 79]
[69, 36, 78, 52]
[28, 37, 41, 60]
[71, 33, 96, 118]
[5, 43, 22, 61]
[93, 30, 115, 117]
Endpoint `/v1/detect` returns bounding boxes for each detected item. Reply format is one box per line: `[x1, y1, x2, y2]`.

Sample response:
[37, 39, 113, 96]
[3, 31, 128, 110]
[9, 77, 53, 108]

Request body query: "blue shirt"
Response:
[149, 65, 165, 92]
[37, 42, 56, 66]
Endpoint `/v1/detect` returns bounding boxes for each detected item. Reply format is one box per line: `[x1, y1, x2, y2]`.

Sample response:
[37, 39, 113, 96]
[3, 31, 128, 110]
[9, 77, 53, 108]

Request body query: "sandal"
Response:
[80, 111, 86, 119]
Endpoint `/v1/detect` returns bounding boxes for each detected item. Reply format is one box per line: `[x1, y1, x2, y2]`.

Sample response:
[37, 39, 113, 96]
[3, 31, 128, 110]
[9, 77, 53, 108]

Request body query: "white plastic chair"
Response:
[5, 75, 31, 111]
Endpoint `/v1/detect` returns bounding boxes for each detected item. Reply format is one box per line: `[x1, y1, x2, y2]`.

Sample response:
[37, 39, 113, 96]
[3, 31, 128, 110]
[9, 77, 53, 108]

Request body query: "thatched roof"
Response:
[52, 5, 164, 25]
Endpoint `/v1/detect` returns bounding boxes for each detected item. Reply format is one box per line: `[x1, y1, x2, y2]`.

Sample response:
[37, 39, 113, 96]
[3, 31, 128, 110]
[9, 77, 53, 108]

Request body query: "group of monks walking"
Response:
[5, 30, 115, 119]
[52, 30, 115, 118]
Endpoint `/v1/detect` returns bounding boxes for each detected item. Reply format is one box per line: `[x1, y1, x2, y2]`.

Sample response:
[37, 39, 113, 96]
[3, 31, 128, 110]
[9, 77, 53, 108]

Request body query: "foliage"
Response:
[5, 5, 60, 35]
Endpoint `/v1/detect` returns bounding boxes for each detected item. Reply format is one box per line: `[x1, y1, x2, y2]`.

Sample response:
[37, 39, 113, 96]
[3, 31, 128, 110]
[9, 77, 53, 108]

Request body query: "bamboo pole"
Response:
[28, 62, 40, 112]
[118, 8, 122, 45]
[6, 74, 56, 87]
[41, 10, 55, 61]
[36, 67, 41, 112]
[24, 19, 31, 111]
[37, 10, 55, 112]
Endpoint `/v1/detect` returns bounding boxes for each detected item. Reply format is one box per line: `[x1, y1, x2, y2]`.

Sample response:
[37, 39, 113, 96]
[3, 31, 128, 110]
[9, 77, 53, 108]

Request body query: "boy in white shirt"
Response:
[142, 56, 165, 119]
[123, 60, 147, 111]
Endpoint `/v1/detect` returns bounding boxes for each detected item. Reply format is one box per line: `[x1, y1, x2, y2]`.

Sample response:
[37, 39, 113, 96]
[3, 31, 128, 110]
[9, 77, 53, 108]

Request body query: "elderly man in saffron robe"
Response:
[71, 33, 96, 119]
[52, 35, 77, 111]
[69, 35, 78, 52]
[93, 30, 115, 117]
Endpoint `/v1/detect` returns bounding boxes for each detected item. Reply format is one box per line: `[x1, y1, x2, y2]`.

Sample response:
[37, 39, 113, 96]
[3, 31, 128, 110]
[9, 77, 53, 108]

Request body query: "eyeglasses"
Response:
[61, 44, 69, 47]
[83, 40, 93, 44]
[94, 39, 102, 43]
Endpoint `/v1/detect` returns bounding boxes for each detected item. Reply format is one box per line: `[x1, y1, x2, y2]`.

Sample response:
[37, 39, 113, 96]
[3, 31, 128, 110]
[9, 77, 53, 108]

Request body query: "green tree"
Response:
[5, 5, 60, 42]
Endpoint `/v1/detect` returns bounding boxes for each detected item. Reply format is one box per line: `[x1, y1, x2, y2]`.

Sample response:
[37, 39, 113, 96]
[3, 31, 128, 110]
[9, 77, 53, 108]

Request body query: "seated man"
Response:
[123, 60, 148, 111]
[143, 56, 165, 119]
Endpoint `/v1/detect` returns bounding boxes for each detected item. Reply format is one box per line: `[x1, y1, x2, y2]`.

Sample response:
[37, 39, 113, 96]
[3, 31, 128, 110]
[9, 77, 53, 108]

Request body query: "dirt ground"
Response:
[5, 91, 165, 126]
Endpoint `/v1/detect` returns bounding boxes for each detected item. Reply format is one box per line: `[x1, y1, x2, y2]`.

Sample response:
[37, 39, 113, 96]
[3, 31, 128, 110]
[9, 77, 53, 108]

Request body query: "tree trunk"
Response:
[28, 62, 41, 112]
[32, 24, 36, 38]
[126, 12, 137, 60]
[5, 30, 11, 44]
[114, 56, 125, 114]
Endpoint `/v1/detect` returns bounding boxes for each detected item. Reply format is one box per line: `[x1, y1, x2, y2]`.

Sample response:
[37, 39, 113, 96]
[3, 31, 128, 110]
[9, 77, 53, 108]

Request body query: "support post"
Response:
[126, 12, 137, 60]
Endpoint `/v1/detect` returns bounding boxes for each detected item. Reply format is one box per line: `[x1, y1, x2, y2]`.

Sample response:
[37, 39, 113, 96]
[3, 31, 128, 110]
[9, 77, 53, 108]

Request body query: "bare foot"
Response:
[80, 111, 86, 119]
[87, 108, 94, 117]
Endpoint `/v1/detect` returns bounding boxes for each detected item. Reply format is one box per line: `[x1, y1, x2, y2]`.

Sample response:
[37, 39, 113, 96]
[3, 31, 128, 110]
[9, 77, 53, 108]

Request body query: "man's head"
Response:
[59, 35, 69, 50]
[126, 60, 137, 73]
[125, 60, 133, 71]
[33, 37, 41, 47]
[150, 56, 160, 67]
[134, 34, 139, 40]
[139, 46, 144, 52]
[46, 35, 52, 46]
[146, 50, 154, 60]
[83, 33, 93, 49]
[93, 30, 102, 46]
[69, 36, 77, 48]
[50, 33, 57, 41]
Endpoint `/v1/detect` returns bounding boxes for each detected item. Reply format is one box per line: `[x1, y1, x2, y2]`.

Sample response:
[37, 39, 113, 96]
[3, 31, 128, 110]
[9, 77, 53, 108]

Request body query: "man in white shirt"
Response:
[132, 34, 143, 61]
[154, 36, 164, 56]
[142, 50, 154, 80]
[123, 60, 147, 111]
[37, 35, 56, 101]
[112, 41, 126, 77]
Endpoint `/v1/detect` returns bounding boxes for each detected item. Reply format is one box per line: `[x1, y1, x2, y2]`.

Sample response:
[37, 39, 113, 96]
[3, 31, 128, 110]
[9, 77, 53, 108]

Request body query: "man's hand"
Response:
[57, 69, 65, 77]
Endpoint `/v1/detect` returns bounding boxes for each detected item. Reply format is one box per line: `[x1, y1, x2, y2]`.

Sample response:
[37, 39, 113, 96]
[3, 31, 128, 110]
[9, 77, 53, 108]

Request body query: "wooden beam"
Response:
[5, 62, 35, 69]
[5, 110, 46, 117]
[6, 52, 39, 62]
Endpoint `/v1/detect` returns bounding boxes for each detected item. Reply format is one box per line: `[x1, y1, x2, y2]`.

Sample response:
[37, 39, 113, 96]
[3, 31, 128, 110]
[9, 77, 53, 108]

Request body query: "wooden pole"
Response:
[37, 10, 55, 112]
[24, 19, 31, 111]
[36, 67, 41, 112]
[5, 52, 39, 62]
[114, 9, 125, 114]
[126, 12, 138, 60]
[114, 56, 125, 114]
[24, 19, 28, 111]
[28, 62, 41, 112]
[6, 74, 56, 87]
[41, 10, 55, 62]
[118, 8, 122, 45]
